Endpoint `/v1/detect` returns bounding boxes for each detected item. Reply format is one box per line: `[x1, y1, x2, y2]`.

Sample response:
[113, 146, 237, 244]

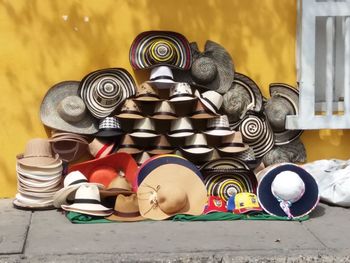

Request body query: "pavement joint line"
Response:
[300, 222, 329, 249]
[21, 211, 33, 255]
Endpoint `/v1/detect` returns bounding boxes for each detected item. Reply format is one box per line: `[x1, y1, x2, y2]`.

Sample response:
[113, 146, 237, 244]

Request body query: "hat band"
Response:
[99, 128, 123, 132]
[152, 112, 177, 117]
[182, 144, 211, 149]
[132, 129, 158, 134]
[206, 126, 231, 131]
[95, 144, 113, 159]
[201, 97, 219, 112]
[169, 93, 194, 100]
[119, 144, 141, 149]
[148, 145, 175, 151]
[168, 129, 194, 135]
[150, 75, 174, 81]
[68, 179, 88, 186]
[219, 142, 246, 148]
[119, 110, 142, 115]
[190, 110, 212, 116]
[112, 210, 141, 218]
[74, 198, 101, 204]
[136, 93, 160, 99]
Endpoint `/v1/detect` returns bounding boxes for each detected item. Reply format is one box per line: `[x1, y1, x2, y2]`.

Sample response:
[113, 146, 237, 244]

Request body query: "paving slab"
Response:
[24, 208, 324, 257]
[0, 199, 31, 255]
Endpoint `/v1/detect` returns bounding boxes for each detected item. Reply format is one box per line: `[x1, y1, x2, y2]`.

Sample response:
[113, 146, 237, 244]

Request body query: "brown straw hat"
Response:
[134, 82, 162, 102]
[147, 135, 176, 155]
[116, 99, 144, 119]
[106, 194, 145, 222]
[99, 176, 134, 198]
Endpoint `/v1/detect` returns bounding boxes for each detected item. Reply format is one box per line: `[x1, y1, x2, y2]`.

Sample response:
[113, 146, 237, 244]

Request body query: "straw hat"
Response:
[17, 138, 59, 167]
[204, 115, 234, 137]
[173, 41, 234, 94]
[40, 81, 99, 135]
[88, 138, 115, 159]
[151, 101, 178, 120]
[116, 134, 142, 155]
[99, 176, 134, 198]
[53, 171, 104, 208]
[257, 163, 319, 219]
[134, 82, 162, 102]
[265, 83, 303, 145]
[137, 157, 207, 220]
[181, 133, 213, 154]
[168, 117, 194, 138]
[217, 132, 249, 153]
[189, 100, 218, 119]
[116, 99, 144, 119]
[79, 68, 136, 119]
[130, 118, 159, 138]
[136, 152, 151, 166]
[61, 184, 113, 216]
[95, 117, 124, 138]
[168, 83, 196, 102]
[200, 157, 250, 170]
[147, 135, 176, 155]
[106, 194, 145, 222]
[195, 90, 223, 114]
[129, 31, 191, 70]
[147, 66, 176, 89]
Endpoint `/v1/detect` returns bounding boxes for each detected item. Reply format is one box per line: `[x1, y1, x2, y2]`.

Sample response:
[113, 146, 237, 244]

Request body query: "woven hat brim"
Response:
[257, 163, 319, 218]
[147, 149, 176, 155]
[217, 144, 249, 153]
[60, 206, 113, 216]
[117, 113, 145, 119]
[181, 147, 214, 155]
[134, 97, 163, 102]
[204, 129, 234, 137]
[130, 132, 159, 138]
[167, 131, 194, 138]
[13, 199, 54, 210]
[200, 157, 250, 170]
[151, 114, 178, 120]
[16, 154, 60, 168]
[106, 213, 145, 222]
[146, 81, 176, 89]
[117, 148, 143, 155]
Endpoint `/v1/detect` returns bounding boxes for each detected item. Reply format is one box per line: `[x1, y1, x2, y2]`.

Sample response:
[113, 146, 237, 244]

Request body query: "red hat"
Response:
[68, 152, 138, 190]
[203, 196, 227, 214]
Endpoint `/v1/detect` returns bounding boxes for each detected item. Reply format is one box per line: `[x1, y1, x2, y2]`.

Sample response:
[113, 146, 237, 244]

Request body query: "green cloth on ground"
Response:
[66, 211, 113, 224]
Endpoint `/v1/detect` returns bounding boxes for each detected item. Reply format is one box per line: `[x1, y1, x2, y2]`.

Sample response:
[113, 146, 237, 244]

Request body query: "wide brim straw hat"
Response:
[266, 83, 303, 145]
[256, 163, 319, 218]
[129, 31, 192, 70]
[40, 81, 99, 135]
[79, 68, 137, 119]
[13, 198, 54, 211]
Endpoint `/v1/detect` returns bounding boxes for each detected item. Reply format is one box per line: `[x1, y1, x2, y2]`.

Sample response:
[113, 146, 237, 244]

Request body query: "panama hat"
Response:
[151, 101, 178, 120]
[195, 90, 223, 115]
[40, 81, 99, 135]
[68, 152, 138, 188]
[204, 115, 234, 137]
[130, 118, 159, 138]
[173, 41, 234, 93]
[88, 138, 115, 159]
[168, 117, 194, 138]
[239, 113, 275, 159]
[17, 138, 60, 167]
[190, 100, 217, 119]
[265, 83, 303, 145]
[146, 66, 176, 89]
[257, 163, 319, 219]
[147, 135, 176, 155]
[13, 197, 55, 211]
[95, 117, 124, 138]
[227, 193, 262, 214]
[134, 82, 162, 102]
[61, 184, 113, 216]
[217, 132, 249, 153]
[129, 31, 191, 70]
[79, 68, 137, 119]
[137, 157, 207, 220]
[117, 134, 143, 155]
[169, 82, 196, 102]
[53, 171, 104, 208]
[106, 194, 145, 222]
[116, 99, 144, 119]
[181, 133, 213, 154]
[222, 73, 264, 125]
[99, 176, 133, 198]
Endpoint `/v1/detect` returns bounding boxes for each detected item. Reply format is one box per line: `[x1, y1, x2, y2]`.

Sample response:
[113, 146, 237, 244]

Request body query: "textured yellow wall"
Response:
[1, 0, 349, 197]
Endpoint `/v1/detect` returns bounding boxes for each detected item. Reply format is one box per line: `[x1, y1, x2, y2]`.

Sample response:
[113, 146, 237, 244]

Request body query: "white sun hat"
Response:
[204, 115, 234, 136]
[168, 117, 194, 138]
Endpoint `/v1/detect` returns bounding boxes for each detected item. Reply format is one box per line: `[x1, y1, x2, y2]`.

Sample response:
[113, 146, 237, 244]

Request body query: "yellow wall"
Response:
[1, 0, 350, 197]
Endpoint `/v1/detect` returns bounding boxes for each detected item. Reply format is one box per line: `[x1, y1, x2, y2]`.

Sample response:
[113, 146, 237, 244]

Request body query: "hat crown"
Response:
[57, 96, 86, 123]
[64, 171, 88, 187]
[223, 131, 244, 144]
[137, 82, 158, 96]
[191, 56, 217, 83]
[88, 138, 114, 158]
[134, 118, 155, 130]
[157, 185, 187, 214]
[271, 171, 305, 203]
[22, 138, 54, 158]
[121, 99, 141, 112]
[265, 97, 294, 132]
[156, 135, 171, 147]
[170, 83, 193, 96]
[94, 78, 121, 105]
[99, 117, 121, 130]
[154, 101, 175, 114]
[170, 117, 193, 131]
[185, 133, 207, 146]
[150, 66, 174, 81]
[201, 90, 223, 109]
[120, 134, 135, 145]
[207, 115, 230, 128]
[74, 184, 101, 202]
[137, 152, 151, 165]
[108, 176, 132, 191]
[115, 194, 139, 213]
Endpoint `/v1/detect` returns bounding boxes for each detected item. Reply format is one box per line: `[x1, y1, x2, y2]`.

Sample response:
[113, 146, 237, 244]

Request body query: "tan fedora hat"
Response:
[137, 163, 208, 220]
[168, 117, 194, 138]
[147, 135, 176, 155]
[181, 133, 214, 154]
[130, 118, 159, 138]
[99, 176, 133, 198]
[190, 100, 218, 119]
[217, 131, 249, 153]
[204, 115, 234, 137]
[134, 82, 162, 102]
[106, 194, 145, 222]
[195, 90, 223, 114]
[116, 99, 144, 119]
[169, 82, 196, 102]
[117, 134, 143, 155]
[88, 138, 115, 159]
[151, 101, 178, 120]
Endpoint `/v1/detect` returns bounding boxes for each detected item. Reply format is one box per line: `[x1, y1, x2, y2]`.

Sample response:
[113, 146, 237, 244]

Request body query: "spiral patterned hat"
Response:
[129, 31, 192, 70]
[79, 68, 137, 119]
[239, 113, 275, 159]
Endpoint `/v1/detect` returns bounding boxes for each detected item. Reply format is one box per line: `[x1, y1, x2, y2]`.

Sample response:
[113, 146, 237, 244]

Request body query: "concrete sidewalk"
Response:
[0, 199, 350, 263]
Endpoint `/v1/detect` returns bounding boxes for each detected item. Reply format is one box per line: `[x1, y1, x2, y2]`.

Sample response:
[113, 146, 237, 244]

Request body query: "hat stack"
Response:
[14, 138, 63, 209]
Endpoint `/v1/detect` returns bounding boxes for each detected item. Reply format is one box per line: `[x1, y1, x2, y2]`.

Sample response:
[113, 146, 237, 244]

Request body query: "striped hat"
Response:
[79, 68, 137, 119]
[129, 31, 192, 70]
[239, 113, 274, 159]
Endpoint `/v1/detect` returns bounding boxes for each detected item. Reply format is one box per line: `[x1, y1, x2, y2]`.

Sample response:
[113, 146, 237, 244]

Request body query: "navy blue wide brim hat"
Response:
[257, 163, 319, 218]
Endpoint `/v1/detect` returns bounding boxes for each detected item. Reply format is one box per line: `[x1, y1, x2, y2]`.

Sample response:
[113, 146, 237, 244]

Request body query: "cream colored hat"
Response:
[130, 118, 159, 138]
[195, 90, 223, 114]
[168, 117, 194, 138]
[204, 115, 234, 136]
[181, 133, 214, 154]
[147, 66, 175, 89]
[151, 101, 178, 120]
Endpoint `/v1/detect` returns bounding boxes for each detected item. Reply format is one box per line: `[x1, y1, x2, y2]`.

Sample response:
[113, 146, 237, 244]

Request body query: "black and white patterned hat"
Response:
[79, 68, 137, 119]
[95, 117, 124, 138]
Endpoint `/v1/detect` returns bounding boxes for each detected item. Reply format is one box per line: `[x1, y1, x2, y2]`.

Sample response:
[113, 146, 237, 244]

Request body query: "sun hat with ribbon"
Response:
[173, 40, 234, 94]
[130, 118, 159, 138]
[79, 68, 137, 119]
[129, 31, 191, 70]
[53, 171, 104, 208]
[147, 135, 176, 155]
[195, 90, 223, 115]
[116, 134, 143, 155]
[106, 194, 145, 222]
[151, 101, 178, 120]
[134, 82, 162, 102]
[88, 138, 115, 159]
[116, 99, 144, 119]
[217, 131, 249, 153]
[136, 155, 207, 220]
[17, 138, 60, 168]
[181, 133, 214, 155]
[256, 163, 319, 219]
[61, 184, 113, 216]
[168, 117, 194, 138]
[168, 82, 196, 102]
[265, 83, 303, 145]
[204, 115, 234, 137]
[95, 116, 124, 138]
[40, 81, 99, 135]
[68, 152, 138, 190]
[227, 192, 262, 214]
[189, 100, 218, 119]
